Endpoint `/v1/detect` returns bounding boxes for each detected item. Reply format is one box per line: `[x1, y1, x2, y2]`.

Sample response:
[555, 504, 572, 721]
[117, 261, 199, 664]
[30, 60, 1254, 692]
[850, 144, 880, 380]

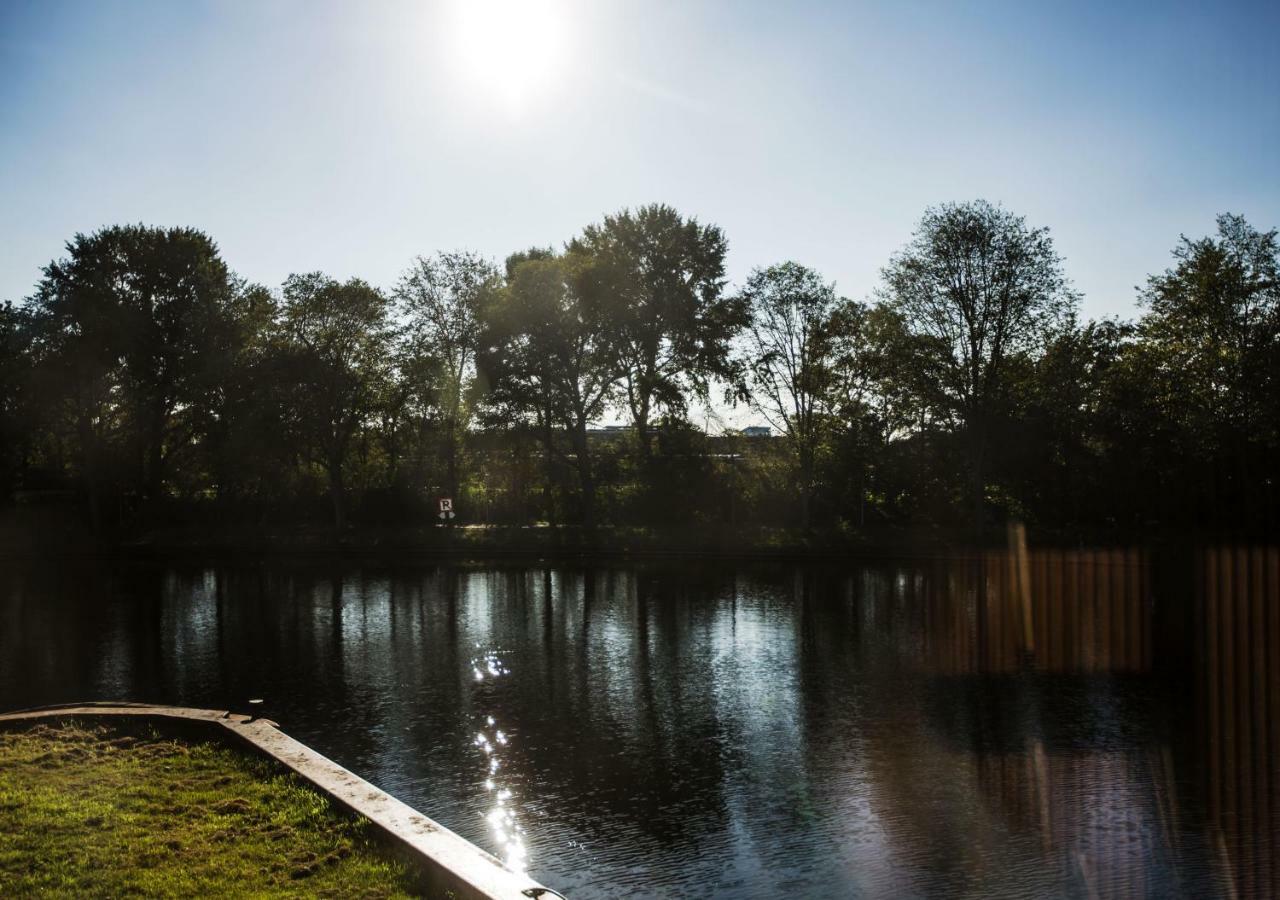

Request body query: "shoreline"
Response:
[3, 506, 1270, 565]
[0, 703, 552, 900]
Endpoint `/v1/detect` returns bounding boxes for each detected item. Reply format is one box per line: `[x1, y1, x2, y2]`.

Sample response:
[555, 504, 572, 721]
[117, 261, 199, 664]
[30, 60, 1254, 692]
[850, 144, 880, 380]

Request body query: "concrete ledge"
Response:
[0, 702, 561, 900]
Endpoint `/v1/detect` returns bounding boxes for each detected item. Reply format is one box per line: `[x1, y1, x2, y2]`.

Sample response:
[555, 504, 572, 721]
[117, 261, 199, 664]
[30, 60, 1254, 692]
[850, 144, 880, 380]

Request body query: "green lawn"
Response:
[0, 719, 424, 898]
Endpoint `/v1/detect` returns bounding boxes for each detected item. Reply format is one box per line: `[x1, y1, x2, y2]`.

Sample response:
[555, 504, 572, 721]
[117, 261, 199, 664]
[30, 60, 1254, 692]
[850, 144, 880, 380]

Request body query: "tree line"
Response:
[0, 201, 1276, 539]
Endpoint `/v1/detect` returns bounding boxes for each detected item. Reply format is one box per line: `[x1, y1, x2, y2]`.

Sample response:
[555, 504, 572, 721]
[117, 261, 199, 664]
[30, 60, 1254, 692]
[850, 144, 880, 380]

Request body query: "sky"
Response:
[2, 0, 1278, 323]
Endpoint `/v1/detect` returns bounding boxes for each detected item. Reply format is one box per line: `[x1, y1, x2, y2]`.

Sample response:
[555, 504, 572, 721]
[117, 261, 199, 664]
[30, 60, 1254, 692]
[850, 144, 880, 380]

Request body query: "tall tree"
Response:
[197, 280, 284, 505]
[881, 200, 1076, 533]
[25, 225, 236, 516]
[478, 249, 620, 530]
[571, 204, 744, 455]
[738, 262, 841, 528]
[999, 317, 1134, 529]
[822, 301, 935, 527]
[1138, 213, 1279, 444]
[395, 251, 499, 503]
[277, 273, 392, 530]
[1133, 213, 1280, 523]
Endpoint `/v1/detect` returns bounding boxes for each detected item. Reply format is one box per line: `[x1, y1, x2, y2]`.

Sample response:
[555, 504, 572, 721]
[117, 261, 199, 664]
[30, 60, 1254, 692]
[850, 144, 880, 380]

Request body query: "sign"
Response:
[438, 497, 455, 521]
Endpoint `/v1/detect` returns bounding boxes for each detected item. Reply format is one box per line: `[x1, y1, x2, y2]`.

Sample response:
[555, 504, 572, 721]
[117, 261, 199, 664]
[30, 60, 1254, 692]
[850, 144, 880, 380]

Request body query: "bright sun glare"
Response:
[451, 0, 569, 108]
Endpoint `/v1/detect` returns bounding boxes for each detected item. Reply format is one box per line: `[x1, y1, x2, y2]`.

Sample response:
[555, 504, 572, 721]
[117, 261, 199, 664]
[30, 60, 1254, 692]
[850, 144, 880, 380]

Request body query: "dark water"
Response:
[2, 547, 1277, 899]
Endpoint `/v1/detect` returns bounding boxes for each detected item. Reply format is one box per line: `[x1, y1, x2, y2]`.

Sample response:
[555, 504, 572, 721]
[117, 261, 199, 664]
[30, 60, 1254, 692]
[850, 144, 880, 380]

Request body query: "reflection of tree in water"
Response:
[2, 551, 1277, 898]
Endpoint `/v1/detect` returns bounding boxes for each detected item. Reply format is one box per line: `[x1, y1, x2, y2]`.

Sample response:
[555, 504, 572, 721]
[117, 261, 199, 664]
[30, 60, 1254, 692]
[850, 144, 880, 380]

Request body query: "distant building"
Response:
[742, 426, 772, 438]
[585, 424, 635, 440]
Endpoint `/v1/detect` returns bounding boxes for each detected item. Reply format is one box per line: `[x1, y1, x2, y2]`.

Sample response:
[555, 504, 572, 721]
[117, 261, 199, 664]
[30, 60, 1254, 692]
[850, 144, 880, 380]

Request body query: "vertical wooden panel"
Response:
[1269, 547, 1280, 900]
[1097, 550, 1112, 672]
[1139, 549, 1152, 672]
[1032, 550, 1047, 670]
[960, 565, 972, 675]
[1110, 549, 1126, 670]
[989, 553, 1004, 673]
[1013, 525, 1033, 659]
[1207, 548, 1221, 823]
[1248, 547, 1269, 896]
[1065, 551, 1079, 672]
[1125, 549, 1141, 671]
[1080, 552, 1096, 672]
[1219, 547, 1238, 884]
[1050, 549, 1064, 671]
[1233, 546, 1253, 895]
[950, 565, 961, 675]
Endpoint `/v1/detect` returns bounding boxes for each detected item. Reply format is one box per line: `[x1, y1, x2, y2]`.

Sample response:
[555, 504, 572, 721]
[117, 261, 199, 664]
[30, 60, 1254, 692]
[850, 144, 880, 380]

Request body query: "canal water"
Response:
[1, 547, 1276, 898]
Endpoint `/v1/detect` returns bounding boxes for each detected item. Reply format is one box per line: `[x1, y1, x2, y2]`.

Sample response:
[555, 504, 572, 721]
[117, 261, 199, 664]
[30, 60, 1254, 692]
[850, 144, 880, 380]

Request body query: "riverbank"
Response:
[0, 506, 998, 562]
[0, 719, 420, 897]
[2, 502, 1240, 563]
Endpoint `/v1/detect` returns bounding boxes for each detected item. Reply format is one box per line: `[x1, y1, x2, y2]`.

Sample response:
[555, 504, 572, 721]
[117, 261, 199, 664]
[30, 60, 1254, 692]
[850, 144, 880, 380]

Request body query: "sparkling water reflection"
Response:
[0, 548, 1276, 898]
[470, 644, 528, 873]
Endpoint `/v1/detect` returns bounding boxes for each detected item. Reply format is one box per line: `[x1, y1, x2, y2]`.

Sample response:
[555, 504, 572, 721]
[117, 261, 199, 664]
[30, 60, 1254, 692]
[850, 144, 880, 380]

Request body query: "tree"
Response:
[1138, 214, 1279, 443]
[822, 301, 933, 527]
[196, 280, 285, 506]
[1132, 213, 1280, 524]
[395, 251, 499, 503]
[24, 225, 237, 521]
[571, 204, 745, 456]
[738, 262, 841, 528]
[477, 249, 620, 530]
[0, 303, 33, 499]
[277, 273, 393, 530]
[999, 317, 1134, 529]
[881, 200, 1076, 533]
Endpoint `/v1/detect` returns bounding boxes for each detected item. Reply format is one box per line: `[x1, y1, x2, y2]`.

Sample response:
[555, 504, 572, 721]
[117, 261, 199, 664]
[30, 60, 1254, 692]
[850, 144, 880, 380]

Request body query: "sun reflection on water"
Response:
[469, 646, 528, 874]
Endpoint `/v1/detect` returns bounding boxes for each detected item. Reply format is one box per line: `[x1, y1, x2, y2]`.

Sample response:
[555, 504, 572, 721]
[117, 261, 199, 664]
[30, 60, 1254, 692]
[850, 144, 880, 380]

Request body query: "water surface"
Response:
[2, 548, 1276, 898]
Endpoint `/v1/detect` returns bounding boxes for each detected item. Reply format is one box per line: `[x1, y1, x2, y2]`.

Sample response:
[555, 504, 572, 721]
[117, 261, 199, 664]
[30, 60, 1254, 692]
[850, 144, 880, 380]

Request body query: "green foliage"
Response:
[395, 252, 500, 500]
[571, 204, 746, 451]
[737, 261, 841, 527]
[881, 200, 1078, 531]
[1110, 214, 1280, 526]
[22, 226, 238, 524]
[3, 206, 1277, 540]
[1137, 213, 1279, 449]
[275, 273, 394, 529]
[478, 249, 620, 528]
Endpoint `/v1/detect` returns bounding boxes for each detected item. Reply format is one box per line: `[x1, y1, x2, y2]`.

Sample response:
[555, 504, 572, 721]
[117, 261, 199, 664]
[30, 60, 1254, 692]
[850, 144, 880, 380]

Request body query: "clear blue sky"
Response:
[2, 0, 1277, 321]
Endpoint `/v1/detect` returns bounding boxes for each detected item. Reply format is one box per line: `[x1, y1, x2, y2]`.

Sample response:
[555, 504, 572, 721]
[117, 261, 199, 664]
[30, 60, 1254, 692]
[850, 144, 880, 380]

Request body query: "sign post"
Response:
[437, 497, 455, 524]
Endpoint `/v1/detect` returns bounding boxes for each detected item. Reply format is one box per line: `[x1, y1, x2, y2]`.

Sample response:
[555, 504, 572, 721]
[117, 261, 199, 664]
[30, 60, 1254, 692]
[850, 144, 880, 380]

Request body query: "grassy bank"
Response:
[0, 720, 422, 898]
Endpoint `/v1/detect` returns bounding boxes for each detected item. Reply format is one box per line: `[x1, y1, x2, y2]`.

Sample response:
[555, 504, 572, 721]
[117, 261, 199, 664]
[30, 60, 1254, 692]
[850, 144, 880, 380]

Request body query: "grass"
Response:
[0, 719, 425, 898]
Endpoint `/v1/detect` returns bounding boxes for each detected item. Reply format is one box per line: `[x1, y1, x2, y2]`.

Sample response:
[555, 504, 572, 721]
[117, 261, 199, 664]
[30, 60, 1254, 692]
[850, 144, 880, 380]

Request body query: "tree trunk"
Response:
[571, 421, 596, 532]
[76, 408, 103, 535]
[631, 382, 653, 460]
[444, 415, 459, 501]
[858, 465, 866, 528]
[145, 405, 166, 502]
[328, 462, 346, 532]
[971, 439, 986, 539]
[797, 436, 814, 531]
[539, 413, 558, 529]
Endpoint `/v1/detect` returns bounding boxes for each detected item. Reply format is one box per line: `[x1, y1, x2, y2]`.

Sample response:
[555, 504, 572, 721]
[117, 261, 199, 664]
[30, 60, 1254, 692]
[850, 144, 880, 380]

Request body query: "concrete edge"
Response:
[0, 703, 561, 900]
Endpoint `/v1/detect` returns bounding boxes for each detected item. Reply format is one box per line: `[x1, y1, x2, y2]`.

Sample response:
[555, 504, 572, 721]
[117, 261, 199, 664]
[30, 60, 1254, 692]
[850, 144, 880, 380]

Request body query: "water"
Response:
[1, 547, 1276, 898]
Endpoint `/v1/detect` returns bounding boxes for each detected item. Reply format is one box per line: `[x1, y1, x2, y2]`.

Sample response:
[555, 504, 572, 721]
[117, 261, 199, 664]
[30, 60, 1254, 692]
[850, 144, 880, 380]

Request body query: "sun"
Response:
[450, 0, 570, 108]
